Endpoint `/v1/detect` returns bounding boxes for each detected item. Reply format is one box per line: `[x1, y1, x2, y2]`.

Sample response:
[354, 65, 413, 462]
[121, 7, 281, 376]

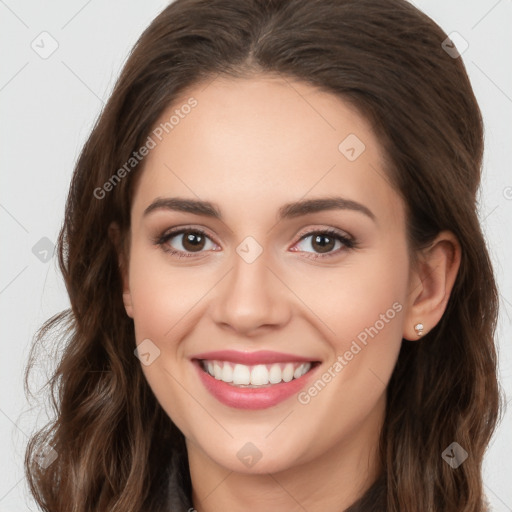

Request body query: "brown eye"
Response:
[181, 231, 207, 252]
[158, 228, 216, 256]
[293, 229, 355, 258]
[310, 233, 336, 253]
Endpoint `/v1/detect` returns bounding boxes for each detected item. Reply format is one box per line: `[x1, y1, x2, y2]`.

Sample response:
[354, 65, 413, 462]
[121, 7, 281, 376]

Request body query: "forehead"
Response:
[131, 75, 404, 228]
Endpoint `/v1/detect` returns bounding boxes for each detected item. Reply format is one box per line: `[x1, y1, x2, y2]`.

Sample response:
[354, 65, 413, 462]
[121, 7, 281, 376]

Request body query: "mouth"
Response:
[190, 350, 322, 409]
[196, 359, 320, 388]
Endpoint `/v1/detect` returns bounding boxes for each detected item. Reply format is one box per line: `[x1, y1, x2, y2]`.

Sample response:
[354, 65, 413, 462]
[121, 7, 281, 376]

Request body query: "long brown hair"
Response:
[24, 1, 502, 511]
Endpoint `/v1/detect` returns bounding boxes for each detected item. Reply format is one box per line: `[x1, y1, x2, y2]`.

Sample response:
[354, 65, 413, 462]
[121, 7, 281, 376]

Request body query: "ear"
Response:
[108, 222, 134, 319]
[403, 230, 461, 340]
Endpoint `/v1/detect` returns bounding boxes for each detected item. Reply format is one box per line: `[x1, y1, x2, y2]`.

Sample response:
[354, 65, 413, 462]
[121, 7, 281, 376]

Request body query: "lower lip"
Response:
[193, 360, 319, 410]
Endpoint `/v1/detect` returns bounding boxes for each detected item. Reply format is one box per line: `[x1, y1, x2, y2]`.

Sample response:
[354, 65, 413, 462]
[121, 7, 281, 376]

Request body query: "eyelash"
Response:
[153, 226, 356, 260]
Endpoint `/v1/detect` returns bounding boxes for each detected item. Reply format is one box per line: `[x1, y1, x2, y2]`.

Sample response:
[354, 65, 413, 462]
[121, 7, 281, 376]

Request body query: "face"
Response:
[122, 75, 412, 475]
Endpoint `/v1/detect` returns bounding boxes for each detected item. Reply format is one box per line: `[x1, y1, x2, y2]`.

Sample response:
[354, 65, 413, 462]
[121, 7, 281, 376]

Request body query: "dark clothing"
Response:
[164, 449, 387, 511]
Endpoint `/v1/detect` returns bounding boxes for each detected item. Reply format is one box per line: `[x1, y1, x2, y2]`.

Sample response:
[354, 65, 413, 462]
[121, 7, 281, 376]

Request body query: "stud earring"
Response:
[414, 323, 424, 337]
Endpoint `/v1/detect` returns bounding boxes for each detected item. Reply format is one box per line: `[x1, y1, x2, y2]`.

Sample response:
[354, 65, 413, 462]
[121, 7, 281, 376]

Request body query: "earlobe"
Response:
[403, 231, 461, 340]
[123, 291, 134, 318]
[108, 222, 134, 319]
[118, 256, 134, 319]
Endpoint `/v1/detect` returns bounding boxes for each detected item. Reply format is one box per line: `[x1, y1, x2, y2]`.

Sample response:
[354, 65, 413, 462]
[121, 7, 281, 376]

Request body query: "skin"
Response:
[114, 75, 460, 512]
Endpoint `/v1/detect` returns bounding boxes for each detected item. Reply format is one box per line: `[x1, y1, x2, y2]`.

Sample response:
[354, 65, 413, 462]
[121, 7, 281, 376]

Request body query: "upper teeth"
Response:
[202, 360, 312, 387]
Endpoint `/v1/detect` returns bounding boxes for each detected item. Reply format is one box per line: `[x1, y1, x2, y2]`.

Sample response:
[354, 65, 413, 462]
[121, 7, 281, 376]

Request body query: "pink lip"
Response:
[191, 357, 320, 410]
[190, 349, 316, 365]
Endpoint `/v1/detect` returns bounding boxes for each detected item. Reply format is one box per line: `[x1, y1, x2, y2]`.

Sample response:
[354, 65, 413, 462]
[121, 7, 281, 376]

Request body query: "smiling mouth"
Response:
[196, 359, 320, 388]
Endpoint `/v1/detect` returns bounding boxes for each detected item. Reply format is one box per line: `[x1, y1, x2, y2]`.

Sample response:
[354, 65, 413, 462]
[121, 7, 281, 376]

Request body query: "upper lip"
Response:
[190, 350, 319, 365]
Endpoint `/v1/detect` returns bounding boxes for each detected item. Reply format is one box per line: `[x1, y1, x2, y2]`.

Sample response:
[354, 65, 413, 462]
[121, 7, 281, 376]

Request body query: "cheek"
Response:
[291, 267, 406, 453]
[127, 247, 210, 342]
[294, 240, 408, 345]
[299, 239, 409, 400]
[126, 247, 205, 435]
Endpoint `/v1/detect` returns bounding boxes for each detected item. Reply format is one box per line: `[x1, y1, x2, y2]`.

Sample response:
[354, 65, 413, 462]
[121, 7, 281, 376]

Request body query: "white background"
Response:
[1, 0, 511, 510]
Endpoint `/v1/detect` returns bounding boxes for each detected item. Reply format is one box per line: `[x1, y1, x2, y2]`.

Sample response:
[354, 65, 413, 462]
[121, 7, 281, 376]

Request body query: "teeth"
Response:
[282, 363, 294, 382]
[213, 362, 222, 380]
[250, 364, 269, 385]
[269, 364, 282, 384]
[293, 364, 305, 379]
[232, 364, 250, 385]
[202, 360, 312, 387]
[221, 363, 233, 383]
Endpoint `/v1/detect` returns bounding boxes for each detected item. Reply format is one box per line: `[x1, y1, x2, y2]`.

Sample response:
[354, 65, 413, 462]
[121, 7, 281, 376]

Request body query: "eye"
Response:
[154, 226, 356, 260]
[155, 228, 217, 257]
[291, 229, 355, 259]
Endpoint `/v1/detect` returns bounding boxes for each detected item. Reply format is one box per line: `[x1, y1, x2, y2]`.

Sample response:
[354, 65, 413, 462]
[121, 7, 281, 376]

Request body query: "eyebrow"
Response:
[143, 196, 376, 222]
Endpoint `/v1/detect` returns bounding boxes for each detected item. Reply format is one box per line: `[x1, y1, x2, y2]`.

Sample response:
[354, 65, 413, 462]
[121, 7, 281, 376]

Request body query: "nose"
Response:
[210, 246, 292, 337]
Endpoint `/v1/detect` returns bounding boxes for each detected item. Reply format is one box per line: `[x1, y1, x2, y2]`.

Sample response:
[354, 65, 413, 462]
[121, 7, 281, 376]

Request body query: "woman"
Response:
[24, 0, 502, 511]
